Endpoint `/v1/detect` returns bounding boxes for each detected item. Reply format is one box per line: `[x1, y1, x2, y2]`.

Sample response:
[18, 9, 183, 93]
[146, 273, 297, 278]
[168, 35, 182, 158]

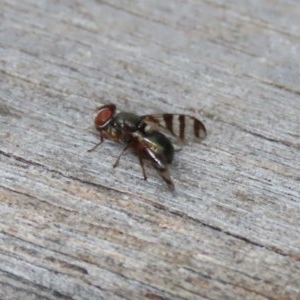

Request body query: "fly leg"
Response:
[113, 143, 148, 181]
[145, 148, 175, 190]
[113, 143, 130, 168]
[153, 164, 175, 191]
[88, 132, 104, 152]
[138, 154, 147, 180]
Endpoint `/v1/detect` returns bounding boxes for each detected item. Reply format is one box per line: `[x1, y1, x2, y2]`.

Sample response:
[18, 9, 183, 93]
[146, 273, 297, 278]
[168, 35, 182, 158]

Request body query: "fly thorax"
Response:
[114, 112, 142, 132]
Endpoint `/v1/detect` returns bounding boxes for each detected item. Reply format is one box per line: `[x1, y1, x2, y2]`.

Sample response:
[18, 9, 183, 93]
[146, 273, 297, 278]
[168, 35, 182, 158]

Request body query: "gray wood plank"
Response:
[1, 0, 299, 299]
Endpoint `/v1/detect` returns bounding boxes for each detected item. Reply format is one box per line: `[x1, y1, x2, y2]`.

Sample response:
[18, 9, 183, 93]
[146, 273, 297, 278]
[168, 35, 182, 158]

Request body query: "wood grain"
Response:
[1, 0, 300, 299]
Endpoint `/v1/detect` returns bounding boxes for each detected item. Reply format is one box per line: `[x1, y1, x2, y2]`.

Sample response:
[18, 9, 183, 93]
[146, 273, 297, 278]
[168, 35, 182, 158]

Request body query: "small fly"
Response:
[89, 103, 207, 190]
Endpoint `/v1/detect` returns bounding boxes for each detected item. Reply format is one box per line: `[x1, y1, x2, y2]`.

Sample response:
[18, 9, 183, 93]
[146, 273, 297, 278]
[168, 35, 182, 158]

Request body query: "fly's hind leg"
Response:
[153, 164, 175, 191]
[145, 149, 175, 190]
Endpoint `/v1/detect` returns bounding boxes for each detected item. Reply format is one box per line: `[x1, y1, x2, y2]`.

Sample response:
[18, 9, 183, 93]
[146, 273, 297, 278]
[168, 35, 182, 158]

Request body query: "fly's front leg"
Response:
[88, 132, 104, 152]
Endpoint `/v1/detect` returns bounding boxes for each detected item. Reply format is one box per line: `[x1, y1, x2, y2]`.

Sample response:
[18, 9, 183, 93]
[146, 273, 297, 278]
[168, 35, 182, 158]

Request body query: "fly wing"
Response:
[141, 114, 207, 147]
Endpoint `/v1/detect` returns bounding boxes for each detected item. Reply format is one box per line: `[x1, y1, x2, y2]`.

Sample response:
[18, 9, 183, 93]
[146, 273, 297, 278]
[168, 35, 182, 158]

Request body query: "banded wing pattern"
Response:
[141, 114, 207, 144]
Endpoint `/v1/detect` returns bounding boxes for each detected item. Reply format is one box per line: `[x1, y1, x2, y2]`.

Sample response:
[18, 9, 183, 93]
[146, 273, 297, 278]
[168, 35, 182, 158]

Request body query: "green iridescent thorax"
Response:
[113, 112, 142, 131]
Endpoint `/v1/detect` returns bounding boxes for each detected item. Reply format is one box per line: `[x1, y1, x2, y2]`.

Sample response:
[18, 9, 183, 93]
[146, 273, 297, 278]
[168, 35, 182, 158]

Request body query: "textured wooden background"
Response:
[1, 0, 300, 299]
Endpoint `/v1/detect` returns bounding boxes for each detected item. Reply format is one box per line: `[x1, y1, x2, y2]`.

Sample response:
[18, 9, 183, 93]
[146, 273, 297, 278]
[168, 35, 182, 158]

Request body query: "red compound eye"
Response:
[94, 104, 116, 128]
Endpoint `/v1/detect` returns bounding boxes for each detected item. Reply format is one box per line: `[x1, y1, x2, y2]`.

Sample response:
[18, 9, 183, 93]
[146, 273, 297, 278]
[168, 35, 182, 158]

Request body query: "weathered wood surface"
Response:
[1, 0, 300, 299]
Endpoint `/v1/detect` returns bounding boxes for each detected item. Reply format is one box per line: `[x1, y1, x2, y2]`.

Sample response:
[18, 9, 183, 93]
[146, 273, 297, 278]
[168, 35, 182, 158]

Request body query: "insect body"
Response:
[90, 103, 206, 190]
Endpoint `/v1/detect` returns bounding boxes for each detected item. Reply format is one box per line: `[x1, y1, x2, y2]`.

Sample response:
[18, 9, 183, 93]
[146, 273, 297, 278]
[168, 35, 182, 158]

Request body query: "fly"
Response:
[89, 103, 206, 190]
